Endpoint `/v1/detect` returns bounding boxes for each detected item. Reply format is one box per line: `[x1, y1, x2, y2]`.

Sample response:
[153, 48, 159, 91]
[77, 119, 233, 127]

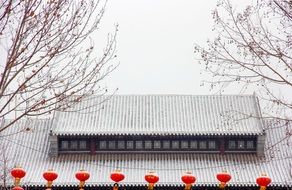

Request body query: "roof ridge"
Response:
[89, 94, 255, 97]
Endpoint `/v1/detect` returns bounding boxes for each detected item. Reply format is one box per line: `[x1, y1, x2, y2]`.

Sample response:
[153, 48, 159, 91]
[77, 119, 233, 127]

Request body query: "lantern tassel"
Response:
[45, 181, 53, 190]
[219, 182, 226, 189]
[46, 181, 53, 190]
[260, 186, 266, 190]
[14, 178, 20, 187]
[47, 181, 53, 188]
[148, 183, 154, 190]
[113, 183, 119, 190]
[184, 184, 192, 190]
[79, 181, 85, 190]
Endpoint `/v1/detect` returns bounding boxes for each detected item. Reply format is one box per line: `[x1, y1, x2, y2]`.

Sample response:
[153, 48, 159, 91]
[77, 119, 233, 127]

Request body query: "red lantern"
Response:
[216, 171, 231, 189]
[145, 171, 159, 190]
[11, 167, 26, 178]
[12, 187, 24, 190]
[43, 170, 58, 189]
[75, 170, 90, 181]
[181, 172, 196, 190]
[111, 170, 125, 183]
[11, 167, 26, 187]
[110, 170, 125, 190]
[75, 170, 90, 190]
[256, 173, 271, 190]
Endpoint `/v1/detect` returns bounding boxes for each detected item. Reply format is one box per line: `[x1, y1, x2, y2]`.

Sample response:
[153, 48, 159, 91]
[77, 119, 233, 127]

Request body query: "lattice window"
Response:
[172, 141, 179, 149]
[79, 140, 87, 149]
[99, 141, 107, 149]
[162, 140, 170, 149]
[190, 141, 197, 149]
[181, 141, 189, 149]
[228, 141, 236, 149]
[108, 141, 116, 149]
[199, 141, 207, 149]
[208, 141, 216, 149]
[126, 141, 134, 149]
[136, 141, 143, 149]
[61, 141, 69, 149]
[117, 141, 125, 149]
[145, 141, 152, 149]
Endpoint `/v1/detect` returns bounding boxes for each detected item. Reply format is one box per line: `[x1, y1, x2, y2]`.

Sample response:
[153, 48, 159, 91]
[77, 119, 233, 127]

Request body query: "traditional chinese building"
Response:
[0, 95, 291, 190]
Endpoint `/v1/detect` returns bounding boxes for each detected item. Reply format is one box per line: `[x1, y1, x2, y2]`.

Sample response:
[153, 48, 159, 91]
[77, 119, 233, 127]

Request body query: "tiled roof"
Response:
[0, 119, 291, 187]
[52, 95, 264, 136]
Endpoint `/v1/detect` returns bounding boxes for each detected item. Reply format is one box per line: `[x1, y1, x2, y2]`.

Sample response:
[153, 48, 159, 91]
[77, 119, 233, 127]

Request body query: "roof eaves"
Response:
[53, 131, 263, 137]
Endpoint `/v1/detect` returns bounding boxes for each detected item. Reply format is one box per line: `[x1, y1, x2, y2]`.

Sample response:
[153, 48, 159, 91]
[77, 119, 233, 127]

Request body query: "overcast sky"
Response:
[0, 0, 249, 95]
[93, 0, 292, 118]
[95, 0, 223, 95]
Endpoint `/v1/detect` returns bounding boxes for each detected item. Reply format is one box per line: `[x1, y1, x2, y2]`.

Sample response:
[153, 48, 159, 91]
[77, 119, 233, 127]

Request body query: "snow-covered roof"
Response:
[0, 118, 291, 187]
[52, 95, 264, 136]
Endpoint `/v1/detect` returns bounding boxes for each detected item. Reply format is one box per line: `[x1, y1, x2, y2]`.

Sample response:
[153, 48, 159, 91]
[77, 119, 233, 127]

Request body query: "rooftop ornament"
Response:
[75, 170, 90, 190]
[216, 171, 231, 189]
[10, 167, 26, 190]
[145, 171, 159, 190]
[181, 172, 196, 190]
[43, 169, 58, 190]
[110, 170, 125, 190]
[256, 173, 271, 190]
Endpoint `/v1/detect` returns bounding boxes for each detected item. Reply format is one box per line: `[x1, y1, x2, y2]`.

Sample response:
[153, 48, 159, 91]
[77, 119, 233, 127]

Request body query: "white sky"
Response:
[95, 0, 223, 95]
[0, 0, 252, 95]
[93, 0, 292, 118]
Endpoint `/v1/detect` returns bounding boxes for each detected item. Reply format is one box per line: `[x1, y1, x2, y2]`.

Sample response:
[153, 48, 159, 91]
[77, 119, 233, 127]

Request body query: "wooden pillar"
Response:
[220, 138, 225, 154]
[90, 138, 96, 154]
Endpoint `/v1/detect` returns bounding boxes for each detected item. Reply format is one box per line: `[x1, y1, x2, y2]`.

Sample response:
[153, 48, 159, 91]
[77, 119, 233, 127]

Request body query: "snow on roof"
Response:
[52, 95, 264, 136]
[0, 119, 291, 187]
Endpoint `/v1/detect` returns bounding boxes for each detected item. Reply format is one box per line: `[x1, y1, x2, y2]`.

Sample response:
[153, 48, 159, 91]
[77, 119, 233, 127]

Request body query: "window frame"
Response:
[135, 140, 143, 149]
[144, 140, 152, 149]
[190, 140, 198, 149]
[98, 140, 107, 150]
[238, 140, 245, 149]
[59, 138, 90, 152]
[181, 140, 189, 149]
[117, 140, 126, 150]
[228, 140, 236, 150]
[246, 140, 255, 150]
[171, 140, 180, 149]
[162, 140, 171, 149]
[153, 140, 161, 149]
[58, 136, 257, 153]
[199, 140, 207, 150]
[208, 140, 217, 150]
[108, 141, 116, 149]
[79, 140, 88, 150]
[126, 140, 134, 149]
[226, 138, 257, 151]
[60, 140, 69, 150]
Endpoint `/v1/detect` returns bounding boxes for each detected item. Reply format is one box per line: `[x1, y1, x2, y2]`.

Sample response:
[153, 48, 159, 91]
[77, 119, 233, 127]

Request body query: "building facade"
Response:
[0, 95, 291, 190]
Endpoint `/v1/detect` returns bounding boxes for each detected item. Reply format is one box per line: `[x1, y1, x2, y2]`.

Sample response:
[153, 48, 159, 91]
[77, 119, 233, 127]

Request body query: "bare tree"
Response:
[195, 0, 292, 123]
[0, 0, 118, 132]
[0, 139, 12, 190]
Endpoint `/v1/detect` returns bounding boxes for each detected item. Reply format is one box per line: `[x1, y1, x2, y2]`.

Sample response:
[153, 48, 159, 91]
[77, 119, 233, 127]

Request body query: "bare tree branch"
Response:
[195, 0, 292, 122]
[0, 0, 118, 132]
